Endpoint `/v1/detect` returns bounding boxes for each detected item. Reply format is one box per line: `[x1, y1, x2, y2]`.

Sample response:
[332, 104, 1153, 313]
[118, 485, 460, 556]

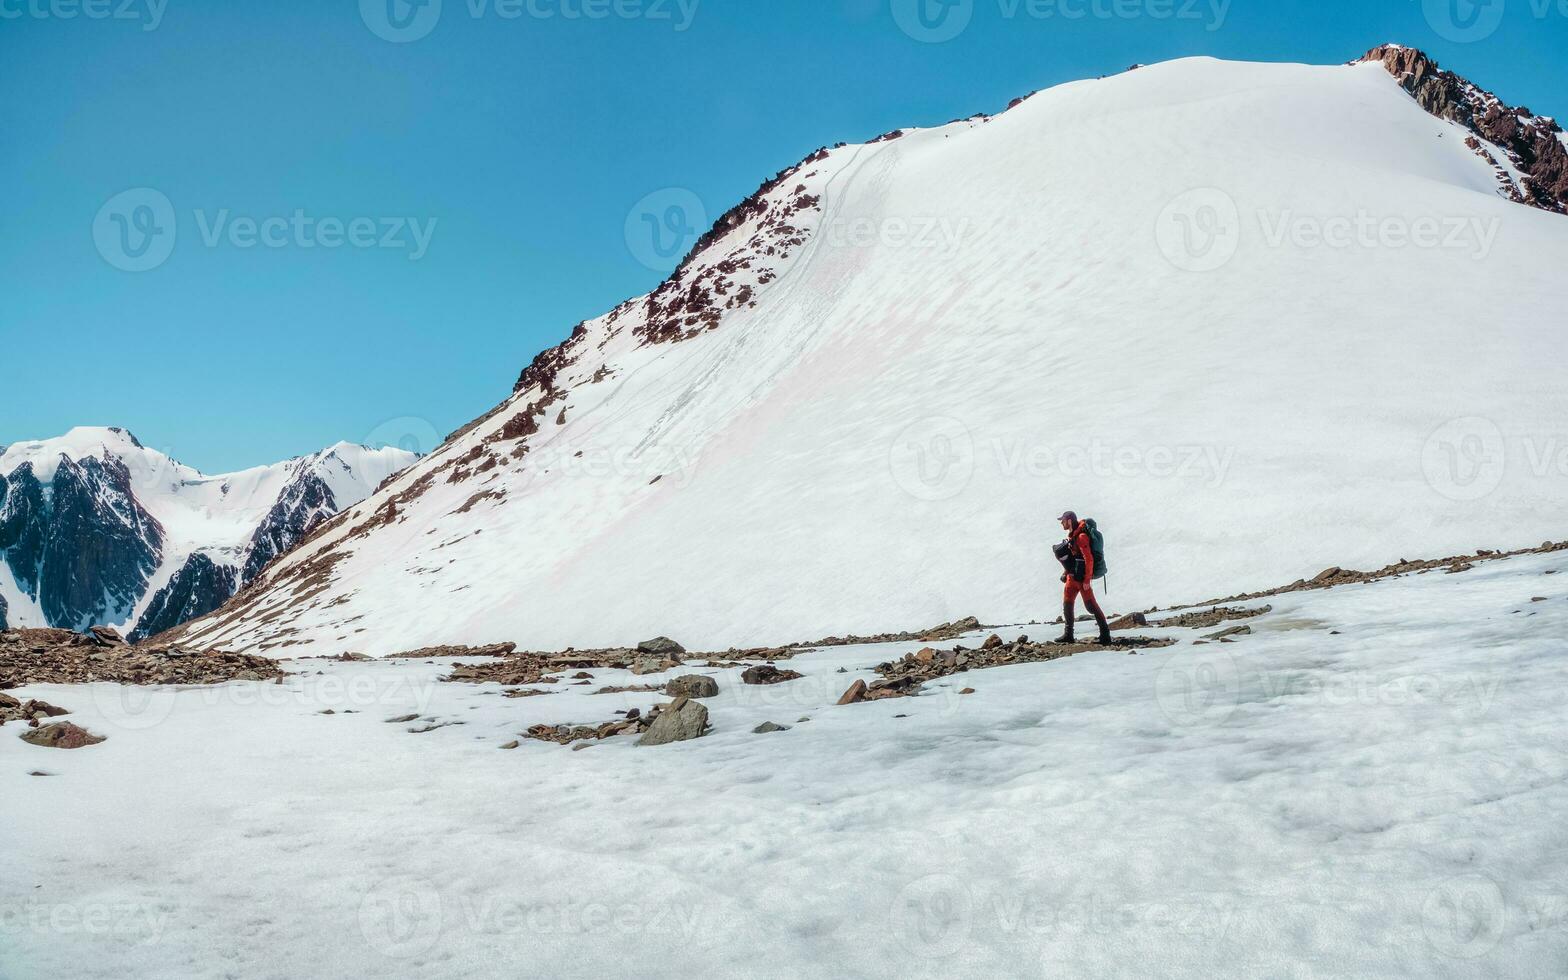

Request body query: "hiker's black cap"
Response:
[1058, 511, 1077, 524]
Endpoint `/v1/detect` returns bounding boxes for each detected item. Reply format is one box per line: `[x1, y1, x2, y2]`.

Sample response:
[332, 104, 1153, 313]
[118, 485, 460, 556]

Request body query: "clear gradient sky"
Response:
[4, 0, 1564, 472]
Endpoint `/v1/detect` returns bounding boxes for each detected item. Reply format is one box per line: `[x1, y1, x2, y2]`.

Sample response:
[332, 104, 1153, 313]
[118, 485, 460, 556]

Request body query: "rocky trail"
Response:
[5, 541, 1565, 754]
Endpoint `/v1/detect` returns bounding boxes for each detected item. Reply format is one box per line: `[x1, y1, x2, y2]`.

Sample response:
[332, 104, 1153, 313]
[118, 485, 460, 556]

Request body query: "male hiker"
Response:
[1055, 511, 1112, 645]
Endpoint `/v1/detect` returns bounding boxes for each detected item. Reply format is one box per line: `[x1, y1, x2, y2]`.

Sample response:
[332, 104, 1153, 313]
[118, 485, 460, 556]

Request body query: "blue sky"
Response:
[4, 0, 1564, 472]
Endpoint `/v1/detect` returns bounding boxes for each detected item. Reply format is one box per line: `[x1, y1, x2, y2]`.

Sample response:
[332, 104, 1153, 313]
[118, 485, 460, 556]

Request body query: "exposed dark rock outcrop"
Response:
[130, 553, 241, 643]
[0, 463, 51, 600]
[2, 455, 166, 632]
[1361, 44, 1568, 214]
[243, 471, 337, 581]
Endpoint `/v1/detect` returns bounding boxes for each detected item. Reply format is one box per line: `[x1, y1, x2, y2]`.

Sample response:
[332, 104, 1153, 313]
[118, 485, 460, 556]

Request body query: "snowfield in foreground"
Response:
[5, 550, 1567, 978]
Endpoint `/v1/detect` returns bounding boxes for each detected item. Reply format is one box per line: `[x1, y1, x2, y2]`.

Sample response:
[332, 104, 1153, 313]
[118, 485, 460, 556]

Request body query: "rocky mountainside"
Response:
[168, 45, 1568, 656]
[1359, 44, 1568, 214]
[0, 428, 417, 640]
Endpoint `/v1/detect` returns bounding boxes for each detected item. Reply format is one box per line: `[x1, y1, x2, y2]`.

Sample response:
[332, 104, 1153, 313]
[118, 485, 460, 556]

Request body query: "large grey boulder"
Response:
[636, 697, 708, 747]
[636, 637, 686, 659]
[666, 674, 719, 699]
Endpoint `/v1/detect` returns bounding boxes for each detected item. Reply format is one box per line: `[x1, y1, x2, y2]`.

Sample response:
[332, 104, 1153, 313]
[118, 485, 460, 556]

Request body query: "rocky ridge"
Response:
[0, 627, 283, 688]
[1360, 44, 1568, 214]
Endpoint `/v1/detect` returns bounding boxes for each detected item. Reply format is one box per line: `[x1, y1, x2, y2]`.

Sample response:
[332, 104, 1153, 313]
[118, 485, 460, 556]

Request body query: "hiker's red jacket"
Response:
[1068, 522, 1094, 582]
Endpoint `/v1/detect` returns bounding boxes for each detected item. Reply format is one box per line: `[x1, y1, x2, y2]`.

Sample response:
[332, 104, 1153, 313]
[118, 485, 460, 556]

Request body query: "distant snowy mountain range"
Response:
[150, 46, 1568, 655]
[0, 428, 417, 640]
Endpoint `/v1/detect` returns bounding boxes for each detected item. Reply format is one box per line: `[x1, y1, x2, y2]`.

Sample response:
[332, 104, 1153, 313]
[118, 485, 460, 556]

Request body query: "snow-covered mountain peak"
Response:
[0, 426, 187, 487]
[0, 430, 419, 637]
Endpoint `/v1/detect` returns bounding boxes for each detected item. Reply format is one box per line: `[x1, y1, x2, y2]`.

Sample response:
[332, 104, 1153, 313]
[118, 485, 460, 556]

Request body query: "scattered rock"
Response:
[0, 697, 69, 727]
[752, 722, 790, 734]
[1107, 612, 1148, 631]
[407, 721, 463, 734]
[0, 628, 283, 687]
[636, 697, 709, 746]
[1153, 606, 1271, 630]
[636, 637, 686, 659]
[388, 642, 517, 660]
[797, 716, 811, 723]
[666, 675, 720, 699]
[385, 714, 420, 724]
[88, 625, 125, 646]
[960, 688, 976, 695]
[837, 679, 868, 705]
[981, 634, 1003, 650]
[1203, 625, 1253, 641]
[20, 722, 105, 749]
[874, 634, 1174, 689]
[795, 615, 984, 650]
[630, 657, 667, 676]
[741, 664, 803, 685]
[499, 740, 519, 750]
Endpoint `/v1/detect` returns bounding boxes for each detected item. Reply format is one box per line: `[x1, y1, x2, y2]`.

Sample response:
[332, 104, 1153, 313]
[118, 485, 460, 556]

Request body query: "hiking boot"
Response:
[1094, 611, 1113, 646]
[1054, 602, 1075, 643]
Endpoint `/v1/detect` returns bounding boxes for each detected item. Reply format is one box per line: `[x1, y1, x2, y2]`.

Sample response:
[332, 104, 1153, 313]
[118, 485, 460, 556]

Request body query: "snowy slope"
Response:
[5, 548, 1568, 977]
[0, 428, 417, 636]
[173, 48, 1568, 657]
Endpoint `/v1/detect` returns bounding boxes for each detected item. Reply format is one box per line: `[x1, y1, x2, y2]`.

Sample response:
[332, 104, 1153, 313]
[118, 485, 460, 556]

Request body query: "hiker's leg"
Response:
[1056, 582, 1079, 642]
[1079, 582, 1113, 645]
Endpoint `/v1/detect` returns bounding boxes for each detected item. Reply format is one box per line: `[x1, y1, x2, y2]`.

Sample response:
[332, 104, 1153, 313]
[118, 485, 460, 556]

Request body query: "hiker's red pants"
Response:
[1065, 578, 1105, 617]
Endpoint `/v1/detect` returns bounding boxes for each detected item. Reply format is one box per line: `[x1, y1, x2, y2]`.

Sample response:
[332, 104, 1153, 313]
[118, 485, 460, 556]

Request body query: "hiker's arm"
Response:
[1077, 531, 1094, 581]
